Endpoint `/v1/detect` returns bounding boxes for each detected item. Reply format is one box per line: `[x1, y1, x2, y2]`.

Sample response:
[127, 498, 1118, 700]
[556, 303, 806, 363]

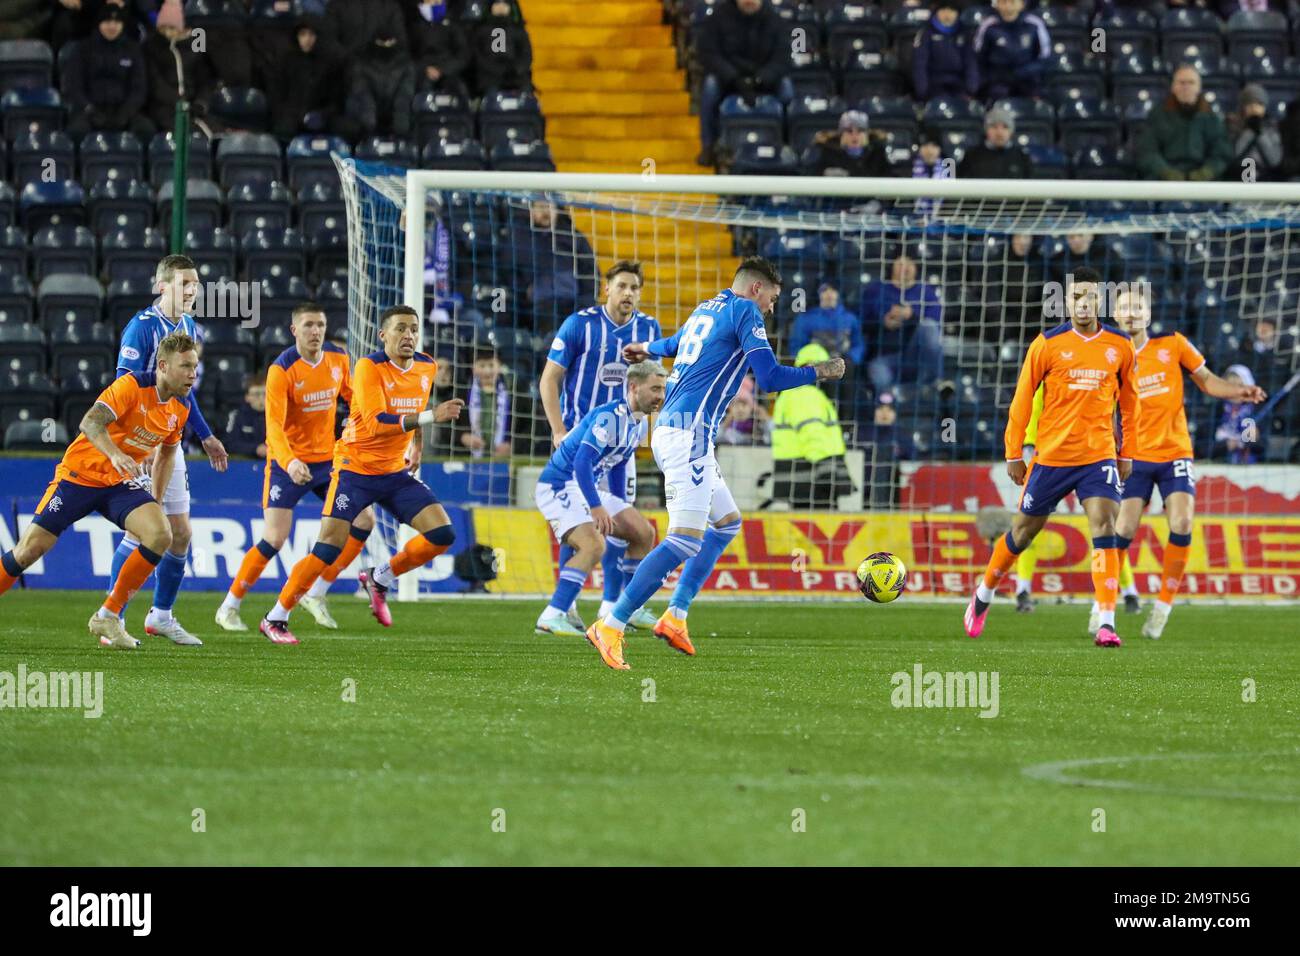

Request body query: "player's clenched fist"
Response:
[1007, 459, 1028, 486]
[814, 357, 846, 381]
[432, 399, 465, 423]
[622, 342, 651, 363]
[287, 458, 313, 485]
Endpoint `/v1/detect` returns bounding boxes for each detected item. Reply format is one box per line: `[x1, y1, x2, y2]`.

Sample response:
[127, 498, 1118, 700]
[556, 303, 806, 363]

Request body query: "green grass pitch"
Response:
[1, 590, 1297, 866]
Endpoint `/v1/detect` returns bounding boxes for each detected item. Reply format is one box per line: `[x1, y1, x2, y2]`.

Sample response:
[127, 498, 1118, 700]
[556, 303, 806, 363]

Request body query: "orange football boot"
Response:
[653, 610, 696, 656]
[585, 619, 630, 670]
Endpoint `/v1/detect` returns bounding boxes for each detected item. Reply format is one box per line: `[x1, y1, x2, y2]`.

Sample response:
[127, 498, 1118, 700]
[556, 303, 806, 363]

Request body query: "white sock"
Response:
[220, 592, 241, 612]
[669, 605, 688, 619]
[605, 615, 627, 633]
[543, 605, 566, 618]
[307, 575, 331, 598]
[267, 601, 291, 623]
[147, 606, 173, 623]
[373, 563, 397, 589]
[598, 600, 615, 619]
[1154, 599, 1172, 615]
[1121, 584, 1138, 598]
[96, 606, 116, 620]
[568, 598, 578, 613]
[1099, 608, 1115, 628]
[1092, 600, 1100, 612]
[975, 583, 996, 604]
[1015, 579, 1031, 596]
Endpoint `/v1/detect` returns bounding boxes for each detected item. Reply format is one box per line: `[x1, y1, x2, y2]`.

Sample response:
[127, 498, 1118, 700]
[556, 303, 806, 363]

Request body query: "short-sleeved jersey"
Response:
[265, 342, 352, 469]
[117, 305, 203, 376]
[539, 398, 645, 488]
[57, 372, 189, 488]
[547, 306, 662, 429]
[655, 289, 774, 440]
[1131, 332, 1206, 462]
[334, 350, 436, 476]
[1005, 322, 1140, 466]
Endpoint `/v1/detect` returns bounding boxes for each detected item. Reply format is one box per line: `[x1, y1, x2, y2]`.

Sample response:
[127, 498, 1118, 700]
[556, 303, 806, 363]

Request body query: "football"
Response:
[857, 551, 908, 603]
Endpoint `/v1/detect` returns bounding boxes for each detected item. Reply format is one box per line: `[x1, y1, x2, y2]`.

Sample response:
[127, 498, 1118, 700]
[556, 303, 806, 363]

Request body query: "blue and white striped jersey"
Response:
[546, 305, 662, 429]
[117, 304, 212, 439]
[538, 398, 645, 494]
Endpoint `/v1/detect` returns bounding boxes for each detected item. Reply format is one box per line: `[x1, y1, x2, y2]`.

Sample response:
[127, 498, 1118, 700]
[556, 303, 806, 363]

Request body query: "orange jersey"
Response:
[57, 372, 189, 487]
[1131, 332, 1205, 462]
[334, 350, 436, 475]
[1005, 322, 1140, 466]
[265, 342, 352, 468]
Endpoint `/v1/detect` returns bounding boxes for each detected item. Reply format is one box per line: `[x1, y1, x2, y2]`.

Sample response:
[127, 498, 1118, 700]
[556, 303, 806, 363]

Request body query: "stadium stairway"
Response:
[519, 0, 737, 322]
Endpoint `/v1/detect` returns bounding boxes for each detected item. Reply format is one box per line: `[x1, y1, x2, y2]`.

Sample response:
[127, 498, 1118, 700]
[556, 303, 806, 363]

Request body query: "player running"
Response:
[215, 303, 376, 632]
[0, 334, 199, 649]
[106, 254, 229, 646]
[1100, 286, 1266, 639]
[540, 260, 663, 632]
[534, 361, 666, 639]
[584, 257, 845, 670]
[967, 266, 1139, 647]
[258, 306, 464, 644]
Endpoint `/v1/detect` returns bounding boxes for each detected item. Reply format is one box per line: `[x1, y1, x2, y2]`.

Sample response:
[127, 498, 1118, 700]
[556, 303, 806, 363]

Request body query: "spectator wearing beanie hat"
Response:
[1227, 84, 1284, 181]
[912, 126, 949, 220]
[143, 0, 216, 134]
[968, 0, 1051, 102]
[957, 105, 1034, 179]
[809, 109, 892, 178]
[913, 2, 975, 101]
[61, 5, 154, 138]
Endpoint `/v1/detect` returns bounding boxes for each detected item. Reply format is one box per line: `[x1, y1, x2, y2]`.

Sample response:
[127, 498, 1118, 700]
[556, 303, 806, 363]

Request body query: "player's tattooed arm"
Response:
[812, 357, 846, 382]
[80, 403, 140, 479]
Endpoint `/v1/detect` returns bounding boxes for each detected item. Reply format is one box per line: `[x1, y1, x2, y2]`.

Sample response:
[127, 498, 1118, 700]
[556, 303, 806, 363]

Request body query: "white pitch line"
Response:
[1021, 750, 1300, 803]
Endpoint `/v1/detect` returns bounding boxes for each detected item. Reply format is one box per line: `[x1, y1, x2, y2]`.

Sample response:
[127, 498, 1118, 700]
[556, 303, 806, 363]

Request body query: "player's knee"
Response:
[169, 524, 192, 552]
[428, 524, 455, 547]
[145, 525, 173, 555]
[354, 509, 376, 532]
[1168, 514, 1193, 536]
[262, 530, 288, 550]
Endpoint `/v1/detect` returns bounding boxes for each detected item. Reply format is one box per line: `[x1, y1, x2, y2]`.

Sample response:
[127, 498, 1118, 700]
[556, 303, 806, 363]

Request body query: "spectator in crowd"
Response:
[1226, 84, 1284, 182]
[223, 373, 268, 459]
[471, 0, 533, 97]
[788, 282, 864, 369]
[912, 1, 973, 101]
[143, 0, 215, 135]
[459, 347, 513, 459]
[968, 0, 1051, 102]
[1214, 364, 1260, 464]
[404, 0, 471, 97]
[1216, 0, 1288, 15]
[862, 390, 915, 508]
[61, 6, 153, 137]
[957, 105, 1034, 179]
[717, 376, 771, 446]
[422, 356, 458, 454]
[1239, 313, 1298, 390]
[808, 109, 892, 178]
[1050, 231, 1098, 289]
[695, 0, 792, 166]
[860, 253, 945, 390]
[511, 197, 596, 328]
[912, 126, 950, 219]
[346, 31, 416, 139]
[271, 14, 354, 141]
[1135, 65, 1233, 181]
[325, 0, 407, 60]
[769, 343, 854, 509]
[993, 233, 1047, 344]
[1280, 94, 1300, 181]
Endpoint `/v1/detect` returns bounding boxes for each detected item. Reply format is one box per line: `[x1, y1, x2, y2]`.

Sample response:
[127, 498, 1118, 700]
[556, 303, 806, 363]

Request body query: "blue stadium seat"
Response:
[297, 181, 344, 236]
[1037, 6, 1090, 52]
[307, 224, 347, 283]
[1241, 57, 1300, 112]
[489, 141, 555, 172]
[729, 143, 798, 176]
[422, 138, 488, 170]
[1043, 52, 1105, 105]
[285, 134, 348, 192]
[413, 91, 474, 147]
[210, 86, 270, 132]
[59, 369, 110, 433]
[1093, 9, 1159, 60]
[30, 223, 94, 279]
[227, 180, 293, 235]
[354, 136, 418, 168]
[1027, 144, 1068, 179]
[37, 273, 103, 333]
[0, 223, 24, 276]
[106, 276, 154, 333]
[315, 277, 346, 303]
[183, 0, 250, 28]
[718, 94, 785, 152]
[198, 321, 257, 366]
[959, 4, 994, 32]
[0, 370, 57, 431]
[1198, 75, 1243, 115]
[0, 39, 53, 94]
[216, 132, 282, 189]
[12, 129, 74, 186]
[100, 226, 166, 284]
[256, 321, 294, 365]
[255, 275, 312, 331]
[1, 87, 63, 138]
[0, 273, 35, 326]
[250, 0, 296, 21]
[839, 52, 905, 101]
[1056, 99, 1123, 153]
[1227, 10, 1289, 63]
[785, 54, 836, 103]
[1072, 145, 1134, 180]
[0, 323, 47, 376]
[861, 95, 918, 145]
[78, 130, 144, 189]
[50, 320, 114, 383]
[478, 90, 544, 147]
[1112, 76, 1167, 114]
[240, 227, 306, 283]
[921, 96, 983, 137]
[0, 180, 11, 232]
[1164, 42, 1223, 74]
[1159, 9, 1225, 61]
[148, 130, 212, 187]
[185, 227, 237, 283]
[760, 231, 832, 264]
[157, 178, 223, 234]
[825, 5, 888, 68]
[786, 95, 846, 153]
[88, 178, 153, 236]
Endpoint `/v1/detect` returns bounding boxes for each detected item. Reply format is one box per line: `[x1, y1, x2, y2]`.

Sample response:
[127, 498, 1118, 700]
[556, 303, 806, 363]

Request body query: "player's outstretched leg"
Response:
[966, 530, 1025, 638]
[588, 534, 702, 670]
[1144, 529, 1191, 640]
[597, 535, 628, 623]
[657, 516, 741, 655]
[359, 521, 456, 627]
[144, 513, 200, 646]
[556, 543, 585, 630]
[1014, 539, 1038, 613]
[301, 523, 374, 629]
[218, 538, 279, 631]
[537, 526, 601, 638]
[107, 534, 138, 619]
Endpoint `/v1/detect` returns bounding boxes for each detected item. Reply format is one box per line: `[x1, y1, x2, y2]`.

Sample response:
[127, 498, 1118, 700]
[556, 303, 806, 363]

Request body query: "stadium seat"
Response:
[717, 94, 785, 153]
[1159, 9, 1225, 61]
[921, 96, 983, 138]
[1164, 42, 1223, 75]
[256, 321, 293, 366]
[185, 227, 238, 283]
[78, 130, 144, 189]
[209, 86, 270, 132]
[100, 226, 166, 284]
[839, 52, 905, 101]
[308, 224, 348, 282]
[0, 323, 47, 375]
[1227, 10, 1290, 63]
[480, 115, 545, 152]
[285, 134, 348, 192]
[157, 177, 223, 234]
[421, 138, 488, 171]
[298, 181, 345, 236]
[1072, 145, 1134, 180]
[49, 319, 114, 382]
[0, 87, 63, 139]
[1241, 57, 1300, 112]
[37, 273, 103, 332]
[0, 273, 36, 325]
[11, 129, 74, 187]
[183, 0, 250, 28]
[88, 178, 154, 236]
[786, 95, 846, 153]
[784, 55, 836, 103]
[1112, 77, 1168, 114]
[1093, 9, 1160, 60]
[991, 97, 1054, 148]
[478, 90, 544, 148]
[216, 132, 282, 189]
[106, 276, 155, 333]
[0, 223, 25, 277]
[240, 227, 305, 283]
[412, 91, 474, 147]
[198, 321, 257, 366]
[1056, 99, 1123, 153]
[0, 181, 13, 231]
[30, 223, 95, 280]
[354, 136, 418, 168]
[728, 143, 798, 176]
[0, 39, 54, 94]
[4, 417, 66, 451]
[227, 180, 293, 236]
[760, 231, 832, 265]
[148, 130, 212, 188]
[1037, 6, 1090, 52]
[255, 275, 312, 331]
[861, 94, 918, 142]
[825, 5, 888, 68]
[1043, 52, 1105, 105]
[489, 141, 554, 172]
[1026, 144, 1068, 179]
[1198, 75, 1243, 115]
[0, 370, 57, 431]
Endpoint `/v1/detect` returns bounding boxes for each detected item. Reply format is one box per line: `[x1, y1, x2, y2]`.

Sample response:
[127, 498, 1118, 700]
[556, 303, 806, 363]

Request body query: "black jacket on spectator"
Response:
[471, 7, 533, 95]
[812, 139, 892, 178]
[1279, 96, 1300, 181]
[408, 11, 471, 96]
[327, 0, 408, 60]
[272, 18, 354, 141]
[957, 142, 1034, 179]
[346, 39, 417, 138]
[142, 30, 216, 132]
[911, 13, 972, 100]
[61, 28, 150, 134]
[696, 0, 786, 91]
[223, 404, 266, 458]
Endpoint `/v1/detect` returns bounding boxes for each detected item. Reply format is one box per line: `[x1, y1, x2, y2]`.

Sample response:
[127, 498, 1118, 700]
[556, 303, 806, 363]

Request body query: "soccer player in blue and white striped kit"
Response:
[539, 260, 662, 631]
[107, 255, 229, 645]
[534, 361, 665, 638]
[585, 257, 845, 670]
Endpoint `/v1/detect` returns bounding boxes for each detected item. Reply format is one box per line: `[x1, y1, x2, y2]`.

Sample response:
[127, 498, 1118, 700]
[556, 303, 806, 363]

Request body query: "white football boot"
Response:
[299, 595, 339, 629]
[536, 608, 585, 637]
[144, 610, 203, 646]
[89, 612, 140, 650]
[1087, 602, 1101, 636]
[1142, 603, 1170, 640]
[214, 605, 248, 632]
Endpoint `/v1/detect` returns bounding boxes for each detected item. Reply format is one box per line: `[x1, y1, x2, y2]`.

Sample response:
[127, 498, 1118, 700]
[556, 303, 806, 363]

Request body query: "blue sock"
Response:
[602, 536, 627, 602]
[608, 535, 701, 628]
[152, 549, 188, 612]
[547, 564, 589, 615]
[670, 519, 741, 614]
[618, 555, 640, 587]
[108, 538, 137, 619]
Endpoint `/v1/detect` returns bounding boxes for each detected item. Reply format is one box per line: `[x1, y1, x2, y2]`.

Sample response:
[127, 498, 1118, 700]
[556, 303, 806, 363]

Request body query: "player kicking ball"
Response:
[258, 306, 464, 644]
[966, 267, 1139, 647]
[534, 361, 666, 639]
[215, 303, 376, 632]
[585, 257, 844, 670]
[1101, 287, 1265, 640]
[0, 334, 199, 649]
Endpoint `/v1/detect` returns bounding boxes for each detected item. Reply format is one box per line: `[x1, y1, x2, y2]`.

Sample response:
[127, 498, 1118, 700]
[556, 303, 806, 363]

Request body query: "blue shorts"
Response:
[322, 469, 438, 525]
[1019, 459, 1122, 516]
[263, 459, 333, 510]
[32, 477, 157, 536]
[1123, 458, 1197, 504]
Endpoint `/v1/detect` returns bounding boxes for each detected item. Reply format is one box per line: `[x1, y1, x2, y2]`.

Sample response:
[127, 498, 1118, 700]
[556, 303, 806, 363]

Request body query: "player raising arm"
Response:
[1108, 287, 1265, 639]
[967, 266, 1140, 647]
[534, 361, 667, 640]
[583, 256, 844, 670]
[0, 334, 199, 649]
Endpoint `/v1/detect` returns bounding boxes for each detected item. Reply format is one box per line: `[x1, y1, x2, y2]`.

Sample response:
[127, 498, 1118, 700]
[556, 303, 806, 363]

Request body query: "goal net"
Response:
[335, 161, 1300, 604]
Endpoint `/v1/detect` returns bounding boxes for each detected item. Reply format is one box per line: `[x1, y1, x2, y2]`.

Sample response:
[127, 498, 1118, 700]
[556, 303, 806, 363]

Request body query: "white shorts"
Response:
[160, 451, 190, 516]
[535, 479, 631, 542]
[652, 425, 737, 532]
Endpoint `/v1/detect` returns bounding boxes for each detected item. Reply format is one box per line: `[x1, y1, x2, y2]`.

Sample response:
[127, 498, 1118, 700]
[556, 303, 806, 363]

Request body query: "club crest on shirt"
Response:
[1060, 351, 1073, 360]
[166, 414, 177, 431]
[332, 366, 343, 382]
[1105, 347, 1119, 365]
[752, 325, 768, 341]
[421, 376, 430, 392]
[1157, 348, 1171, 364]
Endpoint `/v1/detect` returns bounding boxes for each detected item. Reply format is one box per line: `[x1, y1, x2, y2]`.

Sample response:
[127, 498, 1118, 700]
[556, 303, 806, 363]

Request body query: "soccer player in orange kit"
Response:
[215, 303, 376, 632]
[1107, 287, 1266, 639]
[966, 267, 1140, 647]
[0, 333, 199, 649]
[258, 306, 464, 644]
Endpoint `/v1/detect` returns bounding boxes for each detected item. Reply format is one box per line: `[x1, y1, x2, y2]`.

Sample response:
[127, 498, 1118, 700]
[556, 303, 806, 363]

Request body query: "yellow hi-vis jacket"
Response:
[772, 344, 846, 463]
